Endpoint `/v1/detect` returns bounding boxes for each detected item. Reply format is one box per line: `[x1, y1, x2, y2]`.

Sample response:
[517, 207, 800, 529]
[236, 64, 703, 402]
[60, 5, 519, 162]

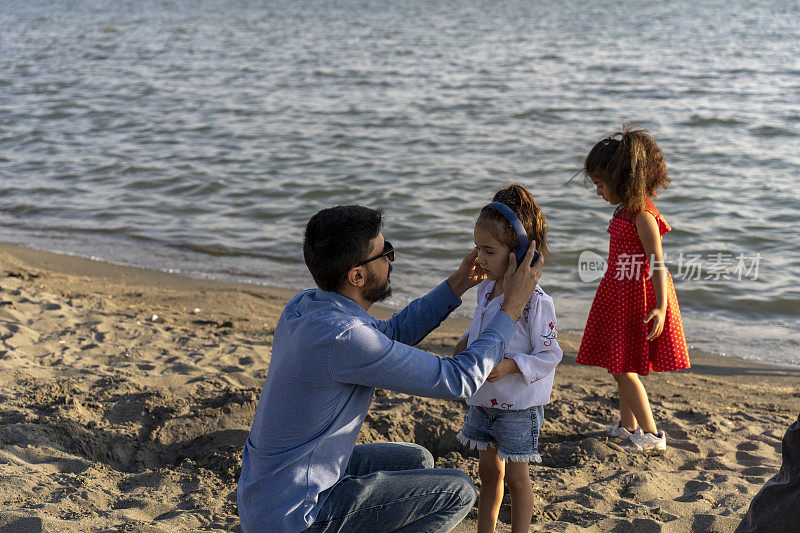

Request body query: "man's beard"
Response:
[362, 264, 392, 303]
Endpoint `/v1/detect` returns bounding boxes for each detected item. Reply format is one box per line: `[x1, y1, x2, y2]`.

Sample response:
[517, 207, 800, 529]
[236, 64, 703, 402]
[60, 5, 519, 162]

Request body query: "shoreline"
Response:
[1, 241, 799, 531]
[5, 242, 797, 371]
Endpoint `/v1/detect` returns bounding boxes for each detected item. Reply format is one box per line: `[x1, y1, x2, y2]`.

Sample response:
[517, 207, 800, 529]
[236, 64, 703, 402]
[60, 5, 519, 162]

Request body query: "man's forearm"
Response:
[376, 281, 461, 345]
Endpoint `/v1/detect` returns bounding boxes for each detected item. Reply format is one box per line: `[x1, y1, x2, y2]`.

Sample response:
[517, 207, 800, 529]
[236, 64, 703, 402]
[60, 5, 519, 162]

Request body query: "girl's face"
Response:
[589, 174, 618, 204]
[474, 224, 512, 281]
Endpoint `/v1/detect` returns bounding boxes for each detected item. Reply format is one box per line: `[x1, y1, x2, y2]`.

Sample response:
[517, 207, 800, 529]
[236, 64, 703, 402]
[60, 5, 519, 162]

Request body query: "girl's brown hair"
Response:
[477, 184, 550, 260]
[584, 125, 670, 212]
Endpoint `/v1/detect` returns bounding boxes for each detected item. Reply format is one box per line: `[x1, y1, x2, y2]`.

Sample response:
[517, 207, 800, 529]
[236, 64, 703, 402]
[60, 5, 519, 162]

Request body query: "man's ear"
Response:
[346, 266, 366, 288]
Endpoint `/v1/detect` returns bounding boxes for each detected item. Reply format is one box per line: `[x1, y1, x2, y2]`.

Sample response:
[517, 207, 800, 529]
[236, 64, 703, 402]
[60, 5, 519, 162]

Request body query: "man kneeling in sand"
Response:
[237, 205, 543, 533]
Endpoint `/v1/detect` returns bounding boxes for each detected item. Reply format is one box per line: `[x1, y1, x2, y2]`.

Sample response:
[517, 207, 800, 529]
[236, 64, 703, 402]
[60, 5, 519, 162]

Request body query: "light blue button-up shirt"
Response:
[237, 281, 518, 532]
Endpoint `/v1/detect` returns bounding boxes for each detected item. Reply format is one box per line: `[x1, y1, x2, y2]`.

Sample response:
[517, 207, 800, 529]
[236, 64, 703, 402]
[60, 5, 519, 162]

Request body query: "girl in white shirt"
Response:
[454, 184, 562, 533]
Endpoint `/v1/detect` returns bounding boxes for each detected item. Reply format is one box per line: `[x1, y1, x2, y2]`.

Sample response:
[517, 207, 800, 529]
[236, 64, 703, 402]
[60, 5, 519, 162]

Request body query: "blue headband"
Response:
[484, 201, 539, 267]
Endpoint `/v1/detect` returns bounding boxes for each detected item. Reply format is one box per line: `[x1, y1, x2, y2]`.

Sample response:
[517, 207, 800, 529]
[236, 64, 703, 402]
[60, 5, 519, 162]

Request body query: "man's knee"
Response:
[401, 442, 435, 469]
[441, 469, 478, 510]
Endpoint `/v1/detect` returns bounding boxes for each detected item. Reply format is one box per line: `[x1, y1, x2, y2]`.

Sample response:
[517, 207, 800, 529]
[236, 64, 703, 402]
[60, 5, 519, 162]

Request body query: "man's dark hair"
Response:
[303, 205, 383, 291]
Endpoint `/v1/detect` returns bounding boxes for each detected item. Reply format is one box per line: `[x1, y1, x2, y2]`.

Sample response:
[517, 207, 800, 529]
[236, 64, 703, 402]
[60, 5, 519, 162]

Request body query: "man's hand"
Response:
[446, 248, 487, 298]
[486, 358, 520, 382]
[500, 242, 543, 322]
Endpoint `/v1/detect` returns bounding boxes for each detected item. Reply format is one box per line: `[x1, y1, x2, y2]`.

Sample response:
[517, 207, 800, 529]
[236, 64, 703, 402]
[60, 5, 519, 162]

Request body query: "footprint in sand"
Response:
[737, 441, 760, 452]
[740, 465, 777, 477]
[676, 480, 714, 502]
[0, 322, 41, 349]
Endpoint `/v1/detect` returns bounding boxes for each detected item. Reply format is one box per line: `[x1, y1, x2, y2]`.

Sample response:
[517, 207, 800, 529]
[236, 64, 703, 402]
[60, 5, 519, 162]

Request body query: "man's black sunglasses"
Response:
[354, 241, 395, 267]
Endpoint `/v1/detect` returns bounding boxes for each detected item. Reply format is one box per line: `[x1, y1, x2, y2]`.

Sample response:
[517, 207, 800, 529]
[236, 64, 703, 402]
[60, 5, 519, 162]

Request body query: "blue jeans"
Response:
[303, 442, 477, 533]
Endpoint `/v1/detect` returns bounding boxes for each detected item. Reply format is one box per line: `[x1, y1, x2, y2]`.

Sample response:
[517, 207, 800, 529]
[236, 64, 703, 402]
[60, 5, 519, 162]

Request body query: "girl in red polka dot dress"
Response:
[576, 126, 690, 452]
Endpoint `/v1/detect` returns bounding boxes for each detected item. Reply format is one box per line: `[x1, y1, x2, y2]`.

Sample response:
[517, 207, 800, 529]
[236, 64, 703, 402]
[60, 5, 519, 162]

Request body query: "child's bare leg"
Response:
[613, 374, 639, 431]
[505, 460, 534, 533]
[614, 372, 657, 434]
[477, 446, 504, 533]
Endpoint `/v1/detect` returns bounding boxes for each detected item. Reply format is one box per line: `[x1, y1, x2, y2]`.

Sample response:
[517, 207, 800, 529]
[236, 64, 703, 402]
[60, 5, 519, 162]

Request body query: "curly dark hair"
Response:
[584, 125, 670, 212]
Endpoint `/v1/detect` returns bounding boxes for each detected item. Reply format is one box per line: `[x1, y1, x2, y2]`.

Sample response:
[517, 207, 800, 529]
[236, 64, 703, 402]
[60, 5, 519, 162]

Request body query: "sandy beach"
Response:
[0, 242, 797, 532]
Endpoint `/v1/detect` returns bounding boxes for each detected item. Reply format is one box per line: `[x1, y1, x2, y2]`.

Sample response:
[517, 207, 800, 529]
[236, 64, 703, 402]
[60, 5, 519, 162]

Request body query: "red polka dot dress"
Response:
[577, 199, 690, 375]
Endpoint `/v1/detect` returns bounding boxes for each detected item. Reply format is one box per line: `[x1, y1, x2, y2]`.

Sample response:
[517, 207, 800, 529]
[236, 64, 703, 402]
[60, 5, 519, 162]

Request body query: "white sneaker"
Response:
[607, 421, 640, 439]
[630, 430, 667, 451]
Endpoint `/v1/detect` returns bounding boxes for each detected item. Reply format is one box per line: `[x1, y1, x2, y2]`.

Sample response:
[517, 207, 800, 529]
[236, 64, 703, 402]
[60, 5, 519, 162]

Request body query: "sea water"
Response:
[2, 0, 798, 363]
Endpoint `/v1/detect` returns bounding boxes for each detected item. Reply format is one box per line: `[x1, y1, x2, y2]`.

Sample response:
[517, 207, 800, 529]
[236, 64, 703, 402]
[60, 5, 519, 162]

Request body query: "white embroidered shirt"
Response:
[464, 279, 562, 409]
